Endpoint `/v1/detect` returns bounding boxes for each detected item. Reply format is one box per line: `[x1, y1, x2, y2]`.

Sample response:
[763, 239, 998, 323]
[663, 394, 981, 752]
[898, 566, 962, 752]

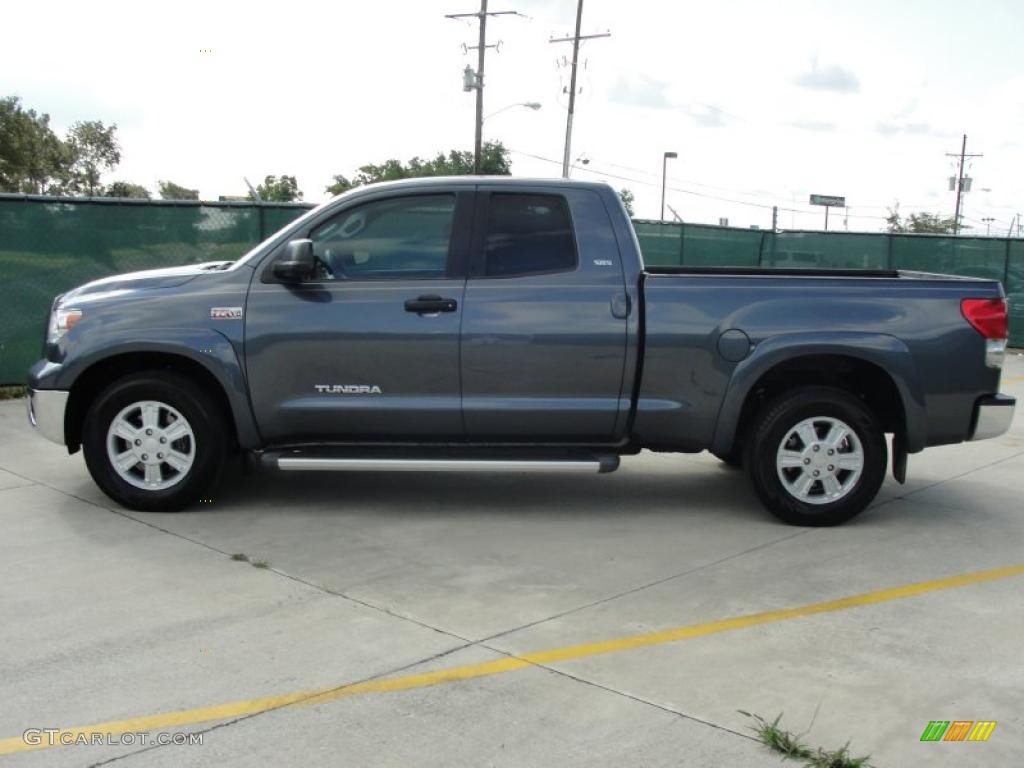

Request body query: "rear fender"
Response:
[711, 332, 926, 456]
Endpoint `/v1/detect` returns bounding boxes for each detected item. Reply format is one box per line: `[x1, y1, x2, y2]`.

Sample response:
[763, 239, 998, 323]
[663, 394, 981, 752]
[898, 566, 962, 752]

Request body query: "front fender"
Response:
[32, 328, 260, 449]
[710, 331, 927, 456]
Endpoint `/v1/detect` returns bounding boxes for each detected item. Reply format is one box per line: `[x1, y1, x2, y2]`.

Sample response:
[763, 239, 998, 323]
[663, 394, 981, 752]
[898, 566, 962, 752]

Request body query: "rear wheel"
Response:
[745, 386, 886, 526]
[82, 372, 226, 511]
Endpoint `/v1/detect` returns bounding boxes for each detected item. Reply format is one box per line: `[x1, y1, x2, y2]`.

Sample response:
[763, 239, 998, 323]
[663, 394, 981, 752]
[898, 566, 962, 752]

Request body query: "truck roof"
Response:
[330, 176, 614, 199]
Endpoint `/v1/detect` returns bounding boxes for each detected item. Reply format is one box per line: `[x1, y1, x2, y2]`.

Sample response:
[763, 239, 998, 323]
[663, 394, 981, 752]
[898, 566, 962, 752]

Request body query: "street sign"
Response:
[809, 194, 846, 207]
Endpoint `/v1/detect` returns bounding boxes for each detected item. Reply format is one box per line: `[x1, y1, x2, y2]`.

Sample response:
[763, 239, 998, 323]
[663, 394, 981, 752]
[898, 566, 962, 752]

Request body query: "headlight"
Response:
[47, 307, 83, 343]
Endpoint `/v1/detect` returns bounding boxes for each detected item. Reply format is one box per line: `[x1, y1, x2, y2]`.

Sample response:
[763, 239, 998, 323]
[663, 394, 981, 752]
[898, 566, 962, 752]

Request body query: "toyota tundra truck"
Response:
[27, 177, 1016, 525]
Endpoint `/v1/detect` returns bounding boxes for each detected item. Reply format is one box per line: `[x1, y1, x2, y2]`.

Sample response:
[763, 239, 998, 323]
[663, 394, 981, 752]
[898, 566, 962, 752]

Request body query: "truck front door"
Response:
[245, 190, 471, 444]
[460, 186, 630, 441]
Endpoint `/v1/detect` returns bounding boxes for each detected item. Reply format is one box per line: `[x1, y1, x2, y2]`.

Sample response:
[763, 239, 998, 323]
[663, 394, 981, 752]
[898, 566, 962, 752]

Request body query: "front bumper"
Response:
[26, 388, 69, 445]
[968, 394, 1016, 441]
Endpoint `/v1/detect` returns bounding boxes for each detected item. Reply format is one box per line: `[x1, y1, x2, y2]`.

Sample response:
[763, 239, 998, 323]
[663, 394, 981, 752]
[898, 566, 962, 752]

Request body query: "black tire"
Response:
[744, 386, 886, 526]
[82, 371, 227, 511]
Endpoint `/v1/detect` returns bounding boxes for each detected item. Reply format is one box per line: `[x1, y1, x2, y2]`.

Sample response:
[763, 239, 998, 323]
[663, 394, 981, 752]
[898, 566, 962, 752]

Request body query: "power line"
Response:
[506, 147, 891, 221]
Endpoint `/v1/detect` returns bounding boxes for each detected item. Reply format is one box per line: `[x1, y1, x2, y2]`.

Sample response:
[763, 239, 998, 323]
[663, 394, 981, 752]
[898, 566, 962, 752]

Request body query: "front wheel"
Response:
[745, 386, 887, 526]
[82, 372, 227, 511]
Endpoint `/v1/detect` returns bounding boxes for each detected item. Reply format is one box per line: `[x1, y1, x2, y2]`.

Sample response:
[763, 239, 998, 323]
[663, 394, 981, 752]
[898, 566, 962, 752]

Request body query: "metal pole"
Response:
[474, 0, 488, 175]
[660, 152, 676, 220]
[660, 154, 668, 221]
[771, 205, 778, 231]
[953, 133, 966, 235]
[824, 206, 829, 231]
[561, 0, 584, 178]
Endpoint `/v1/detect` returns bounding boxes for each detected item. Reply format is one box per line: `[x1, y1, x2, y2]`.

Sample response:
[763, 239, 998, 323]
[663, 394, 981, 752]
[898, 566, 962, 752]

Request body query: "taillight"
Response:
[961, 298, 1008, 340]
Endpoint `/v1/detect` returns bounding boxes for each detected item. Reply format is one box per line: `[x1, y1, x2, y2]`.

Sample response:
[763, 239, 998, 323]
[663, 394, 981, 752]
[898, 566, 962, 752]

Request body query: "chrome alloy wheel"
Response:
[775, 416, 864, 505]
[106, 400, 195, 490]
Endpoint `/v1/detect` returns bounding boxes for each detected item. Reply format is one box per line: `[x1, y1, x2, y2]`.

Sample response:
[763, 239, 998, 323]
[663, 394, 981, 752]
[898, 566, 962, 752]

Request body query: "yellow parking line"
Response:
[1002, 374, 1024, 383]
[3, 562, 1024, 755]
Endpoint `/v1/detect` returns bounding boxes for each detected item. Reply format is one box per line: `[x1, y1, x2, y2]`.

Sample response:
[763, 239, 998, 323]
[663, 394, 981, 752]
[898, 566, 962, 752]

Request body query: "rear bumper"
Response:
[26, 388, 68, 445]
[969, 394, 1016, 441]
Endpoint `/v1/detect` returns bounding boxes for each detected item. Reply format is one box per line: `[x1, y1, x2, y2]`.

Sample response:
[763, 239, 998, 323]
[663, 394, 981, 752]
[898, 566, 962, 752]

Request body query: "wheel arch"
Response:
[64, 346, 257, 452]
[712, 333, 926, 457]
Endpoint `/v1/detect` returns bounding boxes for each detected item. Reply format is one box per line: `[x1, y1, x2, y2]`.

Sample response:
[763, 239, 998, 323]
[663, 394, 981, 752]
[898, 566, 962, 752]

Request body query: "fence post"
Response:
[886, 233, 894, 270]
[678, 222, 685, 266]
[1005, 238, 1011, 290]
[257, 202, 267, 241]
[757, 231, 765, 267]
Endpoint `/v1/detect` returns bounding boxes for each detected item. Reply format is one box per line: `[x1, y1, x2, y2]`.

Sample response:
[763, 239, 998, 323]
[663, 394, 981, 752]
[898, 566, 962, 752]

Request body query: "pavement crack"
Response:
[474, 528, 810, 646]
[478, 640, 759, 746]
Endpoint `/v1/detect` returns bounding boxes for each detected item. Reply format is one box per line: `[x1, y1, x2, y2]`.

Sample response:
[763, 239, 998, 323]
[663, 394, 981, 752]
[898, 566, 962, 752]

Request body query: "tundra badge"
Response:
[315, 385, 383, 394]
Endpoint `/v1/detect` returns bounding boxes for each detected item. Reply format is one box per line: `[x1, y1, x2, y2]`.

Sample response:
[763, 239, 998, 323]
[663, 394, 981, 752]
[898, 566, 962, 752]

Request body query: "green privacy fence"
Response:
[0, 195, 315, 384]
[1, 197, 1021, 383]
[634, 220, 1024, 348]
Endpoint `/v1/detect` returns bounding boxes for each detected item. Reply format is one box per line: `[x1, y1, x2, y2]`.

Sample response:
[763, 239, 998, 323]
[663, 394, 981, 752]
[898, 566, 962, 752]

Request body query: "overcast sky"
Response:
[3, 0, 1021, 231]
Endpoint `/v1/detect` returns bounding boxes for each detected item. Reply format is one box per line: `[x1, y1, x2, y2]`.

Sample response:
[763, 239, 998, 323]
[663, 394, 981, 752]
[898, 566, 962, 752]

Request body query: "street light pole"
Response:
[661, 151, 677, 221]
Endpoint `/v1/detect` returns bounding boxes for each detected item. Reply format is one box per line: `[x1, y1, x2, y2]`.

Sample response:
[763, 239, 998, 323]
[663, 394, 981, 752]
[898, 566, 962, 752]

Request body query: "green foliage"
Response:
[738, 711, 872, 768]
[1, 99, 127, 196]
[325, 141, 512, 195]
[253, 174, 303, 202]
[886, 204, 959, 234]
[104, 181, 150, 199]
[0, 96, 65, 194]
[619, 188, 635, 216]
[158, 180, 199, 200]
[64, 120, 121, 196]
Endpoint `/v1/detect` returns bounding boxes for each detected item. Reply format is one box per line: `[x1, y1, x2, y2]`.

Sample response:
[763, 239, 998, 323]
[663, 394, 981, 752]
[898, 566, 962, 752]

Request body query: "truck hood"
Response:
[60, 261, 233, 303]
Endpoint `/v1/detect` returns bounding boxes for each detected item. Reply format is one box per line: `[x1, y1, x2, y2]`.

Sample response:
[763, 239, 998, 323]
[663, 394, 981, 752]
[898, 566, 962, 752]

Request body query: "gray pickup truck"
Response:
[27, 177, 1015, 525]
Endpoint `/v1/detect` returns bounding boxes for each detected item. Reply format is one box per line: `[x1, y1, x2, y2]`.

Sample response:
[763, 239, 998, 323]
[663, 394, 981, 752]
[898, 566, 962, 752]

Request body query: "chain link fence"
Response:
[1, 197, 1020, 383]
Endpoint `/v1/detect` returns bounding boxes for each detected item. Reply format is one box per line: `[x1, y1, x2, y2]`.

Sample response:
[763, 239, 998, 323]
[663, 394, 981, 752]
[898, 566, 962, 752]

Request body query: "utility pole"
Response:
[771, 206, 778, 231]
[982, 217, 995, 236]
[550, 0, 610, 178]
[446, 2, 520, 174]
[945, 134, 982, 235]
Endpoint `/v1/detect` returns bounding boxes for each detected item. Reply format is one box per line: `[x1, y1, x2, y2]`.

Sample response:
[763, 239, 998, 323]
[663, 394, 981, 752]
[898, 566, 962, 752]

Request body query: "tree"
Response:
[253, 174, 303, 202]
[618, 188, 635, 216]
[63, 120, 121, 196]
[886, 204, 959, 234]
[158, 180, 199, 200]
[325, 141, 512, 195]
[104, 181, 150, 199]
[0, 96, 65, 193]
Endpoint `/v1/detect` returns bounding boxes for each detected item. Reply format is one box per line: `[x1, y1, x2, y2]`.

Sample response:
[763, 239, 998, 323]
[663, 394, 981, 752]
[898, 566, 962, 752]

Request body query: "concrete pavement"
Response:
[1, 355, 1023, 766]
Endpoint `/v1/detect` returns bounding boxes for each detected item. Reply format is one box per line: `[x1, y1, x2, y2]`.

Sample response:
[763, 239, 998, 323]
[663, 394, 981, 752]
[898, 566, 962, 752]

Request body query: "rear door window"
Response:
[483, 193, 577, 277]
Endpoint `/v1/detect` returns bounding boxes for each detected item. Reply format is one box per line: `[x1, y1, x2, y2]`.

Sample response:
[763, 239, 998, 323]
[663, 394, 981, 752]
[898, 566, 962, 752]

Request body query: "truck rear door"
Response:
[460, 186, 630, 441]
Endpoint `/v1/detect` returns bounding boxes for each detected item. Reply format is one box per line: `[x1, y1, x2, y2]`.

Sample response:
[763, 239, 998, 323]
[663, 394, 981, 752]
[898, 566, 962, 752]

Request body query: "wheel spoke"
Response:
[826, 424, 849, 450]
[141, 403, 160, 430]
[144, 463, 162, 485]
[164, 450, 191, 472]
[791, 473, 816, 499]
[113, 450, 138, 472]
[163, 421, 191, 443]
[821, 474, 843, 497]
[779, 451, 805, 468]
[112, 420, 139, 442]
[836, 454, 863, 471]
[795, 423, 817, 449]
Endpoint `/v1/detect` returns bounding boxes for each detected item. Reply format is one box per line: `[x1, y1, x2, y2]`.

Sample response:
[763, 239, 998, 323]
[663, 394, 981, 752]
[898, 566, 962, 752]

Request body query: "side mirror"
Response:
[273, 239, 315, 282]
